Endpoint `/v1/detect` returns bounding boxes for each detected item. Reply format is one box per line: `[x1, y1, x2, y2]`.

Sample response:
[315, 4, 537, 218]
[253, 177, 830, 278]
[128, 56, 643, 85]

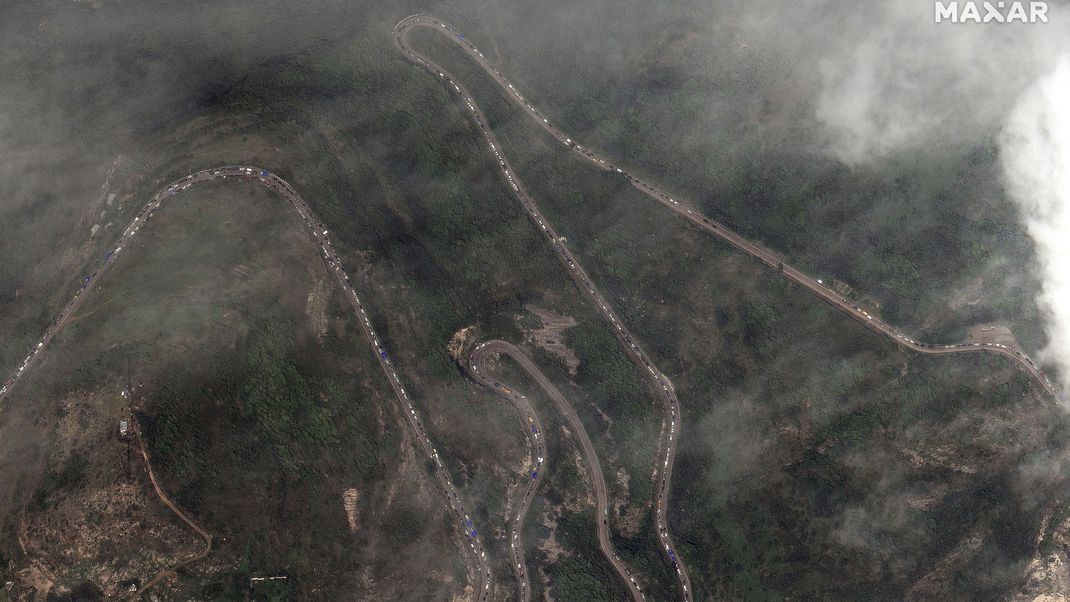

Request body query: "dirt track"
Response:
[128, 431, 212, 600]
[0, 13, 1059, 601]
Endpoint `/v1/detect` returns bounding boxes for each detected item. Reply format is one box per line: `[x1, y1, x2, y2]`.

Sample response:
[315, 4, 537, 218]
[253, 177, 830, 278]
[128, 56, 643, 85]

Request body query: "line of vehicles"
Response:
[397, 14, 692, 600]
[472, 341, 647, 601]
[252, 167, 493, 598]
[397, 13, 1061, 401]
[0, 163, 494, 600]
[469, 344, 548, 602]
[394, 12, 1069, 600]
[3, 14, 1057, 602]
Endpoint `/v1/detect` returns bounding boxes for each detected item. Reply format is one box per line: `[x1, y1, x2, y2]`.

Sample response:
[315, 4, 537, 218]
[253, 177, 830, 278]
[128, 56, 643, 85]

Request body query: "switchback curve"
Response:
[0, 165, 493, 600]
[391, 14, 1060, 402]
[469, 340, 645, 601]
[396, 15, 698, 599]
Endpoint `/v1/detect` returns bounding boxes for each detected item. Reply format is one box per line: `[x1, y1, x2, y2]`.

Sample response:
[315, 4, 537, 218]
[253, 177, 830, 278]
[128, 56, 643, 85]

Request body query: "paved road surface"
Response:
[394, 13, 1062, 599]
[470, 340, 645, 601]
[0, 14, 1059, 601]
[395, 14, 699, 599]
[0, 165, 493, 600]
[466, 343, 546, 602]
[392, 14, 1058, 400]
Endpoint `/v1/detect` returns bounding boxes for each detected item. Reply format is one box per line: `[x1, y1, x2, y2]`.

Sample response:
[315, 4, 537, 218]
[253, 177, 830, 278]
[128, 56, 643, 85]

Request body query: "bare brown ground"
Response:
[520, 305, 580, 375]
[965, 323, 1021, 348]
[1016, 512, 1070, 601]
[128, 430, 212, 600]
[343, 487, 360, 532]
[13, 462, 202, 600]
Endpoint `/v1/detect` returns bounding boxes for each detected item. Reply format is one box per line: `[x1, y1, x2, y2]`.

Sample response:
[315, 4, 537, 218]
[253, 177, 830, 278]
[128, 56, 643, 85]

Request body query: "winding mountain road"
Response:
[467, 343, 546, 602]
[0, 13, 1061, 602]
[394, 14, 687, 600]
[394, 12, 1062, 599]
[392, 14, 1057, 398]
[469, 340, 645, 601]
[0, 165, 493, 600]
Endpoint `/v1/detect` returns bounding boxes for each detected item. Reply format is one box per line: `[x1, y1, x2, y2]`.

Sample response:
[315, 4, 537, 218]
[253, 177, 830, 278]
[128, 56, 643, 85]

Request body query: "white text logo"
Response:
[934, 1, 1049, 23]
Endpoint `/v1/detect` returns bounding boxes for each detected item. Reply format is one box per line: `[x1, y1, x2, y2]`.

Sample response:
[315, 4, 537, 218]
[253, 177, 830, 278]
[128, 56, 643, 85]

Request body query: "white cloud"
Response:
[811, 0, 1070, 165]
[1000, 56, 1070, 387]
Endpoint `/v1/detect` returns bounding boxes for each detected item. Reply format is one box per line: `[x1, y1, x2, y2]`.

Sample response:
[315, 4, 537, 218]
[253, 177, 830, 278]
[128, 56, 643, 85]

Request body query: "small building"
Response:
[118, 578, 139, 592]
[119, 420, 129, 438]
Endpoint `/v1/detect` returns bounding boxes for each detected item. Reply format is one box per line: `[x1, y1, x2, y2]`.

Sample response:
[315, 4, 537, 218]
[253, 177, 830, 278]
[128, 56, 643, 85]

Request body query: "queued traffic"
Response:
[470, 340, 647, 601]
[0, 164, 494, 600]
[397, 14, 694, 600]
[468, 343, 547, 602]
[393, 13, 1058, 399]
[0, 14, 1058, 602]
[395, 11, 1063, 600]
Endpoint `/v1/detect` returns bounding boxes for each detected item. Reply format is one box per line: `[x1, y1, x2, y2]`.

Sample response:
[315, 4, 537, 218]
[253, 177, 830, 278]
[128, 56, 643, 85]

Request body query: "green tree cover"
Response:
[403, 29, 1070, 599]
